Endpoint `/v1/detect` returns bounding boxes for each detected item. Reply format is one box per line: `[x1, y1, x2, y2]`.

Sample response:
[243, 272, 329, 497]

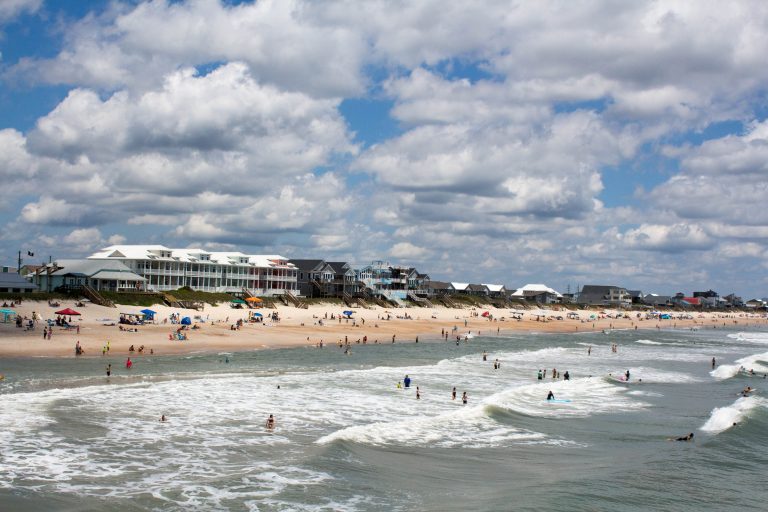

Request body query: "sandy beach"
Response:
[2, 300, 766, 358]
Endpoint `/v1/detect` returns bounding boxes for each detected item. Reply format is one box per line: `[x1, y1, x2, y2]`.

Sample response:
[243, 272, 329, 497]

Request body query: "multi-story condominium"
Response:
[87, 245, 298, 295]
[356, 261, 428, 301]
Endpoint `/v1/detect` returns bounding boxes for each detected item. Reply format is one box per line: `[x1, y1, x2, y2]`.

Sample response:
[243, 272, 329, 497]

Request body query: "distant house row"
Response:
[2, 245, 765, 309]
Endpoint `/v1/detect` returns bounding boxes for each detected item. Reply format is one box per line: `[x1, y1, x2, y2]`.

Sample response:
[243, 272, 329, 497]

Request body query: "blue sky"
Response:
[1, 0, 768, 298]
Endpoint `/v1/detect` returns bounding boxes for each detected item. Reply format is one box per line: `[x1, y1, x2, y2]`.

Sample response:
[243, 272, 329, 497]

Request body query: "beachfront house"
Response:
[643, 294, 674, 308]
[510, 284, 563, 304]
[424, 280, 453, 296]
[87, 245, 298, 296]
[692, 290, 726, 308]
[290, 259, 359, 298]
[723, 293, 744, 307]
[0, 267, 38, 293]
[450, 282, 470, 295]
[35, 259, 145, 293]
[467, 284, 490, 297]
[356, 261, 427, 302]
[577, 285, 631, 307]
[746, 299, 767, 309]
[482, 284, 507, 298]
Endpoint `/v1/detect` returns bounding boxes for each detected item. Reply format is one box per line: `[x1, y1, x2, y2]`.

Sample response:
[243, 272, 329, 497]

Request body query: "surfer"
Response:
[404, 375, 411, 388]
[671, 433, 694, 442]
[741, 386, 754, 397]
[266, 414, 275, 430]
[547, 390, 555, 401]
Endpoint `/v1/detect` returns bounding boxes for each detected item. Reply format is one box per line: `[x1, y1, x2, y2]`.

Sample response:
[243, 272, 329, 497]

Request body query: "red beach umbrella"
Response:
[481, 311, 490, 317]
[55, 308, 81, 316]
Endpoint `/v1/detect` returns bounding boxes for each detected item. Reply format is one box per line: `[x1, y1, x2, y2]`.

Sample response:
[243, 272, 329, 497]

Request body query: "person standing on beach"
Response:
[42, 326, 47, 339]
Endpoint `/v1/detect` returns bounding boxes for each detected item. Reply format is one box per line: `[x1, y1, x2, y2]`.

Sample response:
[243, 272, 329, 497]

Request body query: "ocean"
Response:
[1, 327, 767, 511]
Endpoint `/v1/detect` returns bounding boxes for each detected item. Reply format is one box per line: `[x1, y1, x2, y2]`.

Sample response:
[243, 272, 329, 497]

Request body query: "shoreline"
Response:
[1, 300, 766, 359]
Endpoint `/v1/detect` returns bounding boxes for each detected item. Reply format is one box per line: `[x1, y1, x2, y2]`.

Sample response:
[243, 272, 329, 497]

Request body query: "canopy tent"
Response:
[245, 297, 262, 303]
[55, 308, 81, 316]
[251, 312, 263, 317]
[140, 309, 156, 319]
[0, 308, 17, 323]
[181, 317, 192, 325]
[231, 298, 246, 304]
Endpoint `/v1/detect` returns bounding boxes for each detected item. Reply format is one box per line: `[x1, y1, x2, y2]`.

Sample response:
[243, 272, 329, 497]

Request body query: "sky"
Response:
[1, 0, 768, 298]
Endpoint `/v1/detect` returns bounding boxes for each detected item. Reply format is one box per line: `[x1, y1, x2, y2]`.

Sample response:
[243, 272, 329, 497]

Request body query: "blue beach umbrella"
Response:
[252, 312, 263, 317]
[181, 317, 192, 325]
[343, 310, 354, 317]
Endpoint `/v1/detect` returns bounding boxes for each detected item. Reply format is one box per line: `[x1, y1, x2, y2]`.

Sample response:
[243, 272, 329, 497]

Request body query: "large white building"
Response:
[87, 245, 298, 295]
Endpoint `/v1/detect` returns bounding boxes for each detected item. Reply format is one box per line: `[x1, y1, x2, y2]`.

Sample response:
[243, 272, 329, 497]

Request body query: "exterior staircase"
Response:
[162, 292, 183, 308]
[439, 295, 461, 308]
[407, 291, 433, 308]
[82, 284, 115, 308]
[282, 290, 308, 309]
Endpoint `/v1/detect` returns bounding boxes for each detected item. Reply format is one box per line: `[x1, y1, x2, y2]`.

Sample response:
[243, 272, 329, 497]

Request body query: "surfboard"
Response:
[546, 399, 572, 403]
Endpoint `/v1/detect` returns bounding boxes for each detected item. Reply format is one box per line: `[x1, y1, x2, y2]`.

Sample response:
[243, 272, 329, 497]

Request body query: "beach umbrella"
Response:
[252, 312, 263, 317]
[181, 317, 192, 325]
[245, 297, 262, 302]
[140, 309, 156, 315]
[343, 310, 354, 316]
[55, 308, 81, 316]
[481, 311, 490, 317]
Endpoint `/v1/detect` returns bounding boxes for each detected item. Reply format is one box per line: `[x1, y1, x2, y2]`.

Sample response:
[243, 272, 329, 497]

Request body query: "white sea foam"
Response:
[700, 396, 767, 433]
[728, 332, 768, 345]
[484, 377, 648, 418]
[316, 404, 546, 448]
[710, 351, 768, 380]
[635, 339, 663, 345]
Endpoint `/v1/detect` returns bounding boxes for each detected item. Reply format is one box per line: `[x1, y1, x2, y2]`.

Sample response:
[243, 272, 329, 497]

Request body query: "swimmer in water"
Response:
[452, 387, 456, 400]
[462, 391, 468, 405]
[160, 415, 167, 422]
[547, 390, 555, 401]
[266, 414, 275, 430]
[670, 432, 694, 442]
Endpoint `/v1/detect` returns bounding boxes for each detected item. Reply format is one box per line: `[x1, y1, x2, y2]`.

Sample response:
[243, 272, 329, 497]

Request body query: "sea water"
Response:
[1, 327, 768, 511]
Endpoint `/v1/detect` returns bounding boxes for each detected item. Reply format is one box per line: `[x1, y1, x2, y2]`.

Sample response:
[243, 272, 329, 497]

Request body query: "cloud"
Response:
[0, 0, 40, 24]
[622, 223, 713, 252]
[389, 242, 428, 260]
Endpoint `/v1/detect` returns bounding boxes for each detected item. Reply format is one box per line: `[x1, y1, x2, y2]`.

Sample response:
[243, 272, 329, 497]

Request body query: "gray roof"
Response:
[426, 280, 452, 290]
[48, 259, 142, 279]
[289, 259, 326, 272]
[0, 271, 37, 290]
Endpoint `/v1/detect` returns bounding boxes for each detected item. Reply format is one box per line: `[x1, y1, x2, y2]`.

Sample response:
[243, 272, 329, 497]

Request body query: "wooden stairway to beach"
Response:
[343, 292, 372, 309]
[282, 290, 308, 309]
[439, 295, 461, 308]
[82, 285, 115, 308]
[161, 292, 183, 308]
[407, 291, 434, 308]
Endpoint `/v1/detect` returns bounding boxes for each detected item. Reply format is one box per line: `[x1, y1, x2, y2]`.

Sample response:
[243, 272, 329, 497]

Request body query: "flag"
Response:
[27, 251, 34, 256]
